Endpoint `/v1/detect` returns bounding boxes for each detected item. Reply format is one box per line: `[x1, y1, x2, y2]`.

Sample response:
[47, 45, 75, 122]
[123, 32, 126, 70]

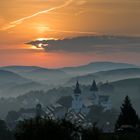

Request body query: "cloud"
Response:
[26, 39, 48, 48]
[76, 0, 87, 6]
[1, 0, 74, 30]
[26, 36, 140, 54]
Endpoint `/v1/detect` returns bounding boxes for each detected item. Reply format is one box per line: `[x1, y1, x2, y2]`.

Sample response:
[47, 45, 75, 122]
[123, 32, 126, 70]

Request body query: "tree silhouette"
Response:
[0, 119, 14, 140]
[15, 117, 80, 140]
[82, 122, 102, 140]
[115, 96, 139, 130]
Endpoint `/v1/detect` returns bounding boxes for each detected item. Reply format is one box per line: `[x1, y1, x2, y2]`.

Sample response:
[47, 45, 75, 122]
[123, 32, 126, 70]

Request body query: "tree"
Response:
[115, 96, 139, 131]
[15, 117, 80, 140]
[0, 119, 15, 140]
[82, 123, 102, 140]
[6, 111, 19, 122]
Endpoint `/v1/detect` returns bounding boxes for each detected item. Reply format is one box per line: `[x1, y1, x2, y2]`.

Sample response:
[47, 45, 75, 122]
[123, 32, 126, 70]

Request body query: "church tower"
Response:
[90, 80, 99, 105]
[36, 104, 42, 118]
[71, 81, 83, 113]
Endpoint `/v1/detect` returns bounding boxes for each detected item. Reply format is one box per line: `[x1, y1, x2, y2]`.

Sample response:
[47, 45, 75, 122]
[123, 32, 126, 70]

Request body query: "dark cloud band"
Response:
[26, 36, 140, 53]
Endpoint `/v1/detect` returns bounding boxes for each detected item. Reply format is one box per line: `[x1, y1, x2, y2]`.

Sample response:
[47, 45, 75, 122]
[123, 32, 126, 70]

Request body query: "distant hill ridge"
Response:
[1, 61, 139, 75]
[111, 78, 140, 87]
[67, 68, 140, 85]
[0, 69, 31, 84]
[61, 61, 139, 75]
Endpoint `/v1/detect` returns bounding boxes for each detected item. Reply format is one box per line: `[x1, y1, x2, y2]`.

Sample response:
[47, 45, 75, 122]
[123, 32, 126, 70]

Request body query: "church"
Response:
[71, 80, 111, 113]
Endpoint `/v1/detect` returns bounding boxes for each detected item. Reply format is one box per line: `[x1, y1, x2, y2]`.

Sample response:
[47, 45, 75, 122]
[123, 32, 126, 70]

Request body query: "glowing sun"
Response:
[26, 37, 56, 50]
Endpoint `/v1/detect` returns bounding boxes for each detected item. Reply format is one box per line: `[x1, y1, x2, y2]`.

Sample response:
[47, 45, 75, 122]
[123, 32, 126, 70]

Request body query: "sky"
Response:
[0, 0, 140, 68]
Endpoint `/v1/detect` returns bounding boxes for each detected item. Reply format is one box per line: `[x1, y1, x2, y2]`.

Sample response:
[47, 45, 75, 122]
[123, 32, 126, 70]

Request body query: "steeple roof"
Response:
[74, 81, 81, 94]
[90, 80, 98, 91]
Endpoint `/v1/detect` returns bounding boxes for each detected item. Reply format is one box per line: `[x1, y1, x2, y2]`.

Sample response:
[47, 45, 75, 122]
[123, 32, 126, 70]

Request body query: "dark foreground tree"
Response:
[82, 122, 102, 140]
[15, 117, 80, 140]
[0, 119, 15, 140]
[115, 96, 139, 131]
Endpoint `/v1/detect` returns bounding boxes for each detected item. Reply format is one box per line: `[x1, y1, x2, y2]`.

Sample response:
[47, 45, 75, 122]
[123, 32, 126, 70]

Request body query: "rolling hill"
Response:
[0, 66, 39, 73]
[1, 62, 139, 85]
[0, 70, 49, 97]
[0, 66, 69, 84]
[67, 68, 140, 85]
[23, 67, 69, 83]
[0, 70, 31, 85]
[0, 62, 139, 97]
[61, 62, 138, 76]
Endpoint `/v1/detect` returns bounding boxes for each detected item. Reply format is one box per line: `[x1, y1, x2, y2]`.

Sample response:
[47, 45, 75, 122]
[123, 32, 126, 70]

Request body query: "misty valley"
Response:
[0, 62, 139, 127]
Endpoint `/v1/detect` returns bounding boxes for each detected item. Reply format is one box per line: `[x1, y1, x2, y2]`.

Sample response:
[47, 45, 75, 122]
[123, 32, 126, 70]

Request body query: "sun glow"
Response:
[30, 45, 43, 50]
[27, 37, 57, 50]
[36, 37, 57, 41]
[38, 43, 43, 48]
[29, 43, 45, 50]
[36, 38, 48, 41]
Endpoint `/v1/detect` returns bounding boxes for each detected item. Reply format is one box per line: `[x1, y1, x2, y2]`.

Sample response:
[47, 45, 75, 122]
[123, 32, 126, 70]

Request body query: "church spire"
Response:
[74, 81, 81, 94]
[90, 80, 98, 91]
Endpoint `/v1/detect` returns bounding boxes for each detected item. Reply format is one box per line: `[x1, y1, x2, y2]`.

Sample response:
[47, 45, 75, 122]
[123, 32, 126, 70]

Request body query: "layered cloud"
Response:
[1, 0, 74, 30]
[26, 36, 140, 53]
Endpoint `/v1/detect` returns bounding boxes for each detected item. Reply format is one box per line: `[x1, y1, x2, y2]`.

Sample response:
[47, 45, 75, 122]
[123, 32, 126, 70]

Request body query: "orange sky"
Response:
[0, 0, 140, 67]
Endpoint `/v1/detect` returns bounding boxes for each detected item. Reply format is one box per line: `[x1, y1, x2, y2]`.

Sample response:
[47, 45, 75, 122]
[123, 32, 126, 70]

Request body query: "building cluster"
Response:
[7, 80, 112, 129]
